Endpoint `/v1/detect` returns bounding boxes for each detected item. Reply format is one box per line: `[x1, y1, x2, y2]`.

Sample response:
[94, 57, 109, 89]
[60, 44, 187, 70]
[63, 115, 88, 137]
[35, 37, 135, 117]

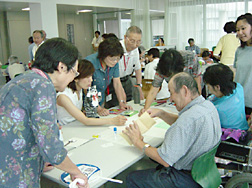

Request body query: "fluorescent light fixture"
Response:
[77, 9, 93, 13]
[22, 7, 30, 11]
[149, 9, 164, 13]
[125, 12, 131, 15]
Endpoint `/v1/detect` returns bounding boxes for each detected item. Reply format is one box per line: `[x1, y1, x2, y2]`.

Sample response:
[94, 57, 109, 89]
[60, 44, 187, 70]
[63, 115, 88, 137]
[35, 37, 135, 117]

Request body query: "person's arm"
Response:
[139, 86, 160, 116]
[113, 77, 132, 110]
[135, 68, 144, 100]
[147, 108, 178, 125]
[55, 155, 89, 187]
[194, 76, 201, 95]
[57, 94, 126, 126]
[124, 122, 169, 167]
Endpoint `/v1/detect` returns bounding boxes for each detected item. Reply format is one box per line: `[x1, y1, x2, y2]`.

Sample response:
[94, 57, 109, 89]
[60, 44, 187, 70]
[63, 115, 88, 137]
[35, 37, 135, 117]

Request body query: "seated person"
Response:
[185, 38, 201, 56]
[144, 48, 160, 79]
[203, 63, 248, 130]
[125, 72, 221, 188]
[155, 38, 165, 46]
[199, 50, 214, 65]
[57, 59, 127, 126]
[5, 55, 26, 79]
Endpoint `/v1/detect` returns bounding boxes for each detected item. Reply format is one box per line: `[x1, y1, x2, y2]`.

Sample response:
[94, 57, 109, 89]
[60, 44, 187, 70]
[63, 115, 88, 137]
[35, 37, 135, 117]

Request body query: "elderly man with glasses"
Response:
[105, 26, 144, 108]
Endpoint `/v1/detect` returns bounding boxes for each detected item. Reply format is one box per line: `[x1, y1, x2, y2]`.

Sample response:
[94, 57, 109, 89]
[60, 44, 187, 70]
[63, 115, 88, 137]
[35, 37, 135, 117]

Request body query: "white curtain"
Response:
[131, 0, 152, 49]
[163, 0, 251, 51]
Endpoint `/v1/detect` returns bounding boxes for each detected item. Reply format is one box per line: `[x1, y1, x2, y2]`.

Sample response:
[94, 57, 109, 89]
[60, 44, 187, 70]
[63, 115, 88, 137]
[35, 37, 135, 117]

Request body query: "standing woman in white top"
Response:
[57, 59, 127, 126]
[234, 13, 252, 115]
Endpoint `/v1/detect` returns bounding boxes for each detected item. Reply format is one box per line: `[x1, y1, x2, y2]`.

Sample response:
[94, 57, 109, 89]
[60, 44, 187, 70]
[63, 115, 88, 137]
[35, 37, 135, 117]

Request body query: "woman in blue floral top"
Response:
[0, 38, 89, 188]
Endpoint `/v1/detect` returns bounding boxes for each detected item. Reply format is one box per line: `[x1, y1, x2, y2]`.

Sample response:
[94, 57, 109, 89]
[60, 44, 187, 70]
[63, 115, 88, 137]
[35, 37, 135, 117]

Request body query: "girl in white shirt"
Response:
[57, 59, 127, 126]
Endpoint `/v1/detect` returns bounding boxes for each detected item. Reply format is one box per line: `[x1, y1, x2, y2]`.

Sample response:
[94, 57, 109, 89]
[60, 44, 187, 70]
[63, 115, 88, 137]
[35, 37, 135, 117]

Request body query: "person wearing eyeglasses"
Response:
[105, 26, 144, 109]
[85, 37, 132, 116]
[0, 38, 89, 188]
[57, 59, 127, 126]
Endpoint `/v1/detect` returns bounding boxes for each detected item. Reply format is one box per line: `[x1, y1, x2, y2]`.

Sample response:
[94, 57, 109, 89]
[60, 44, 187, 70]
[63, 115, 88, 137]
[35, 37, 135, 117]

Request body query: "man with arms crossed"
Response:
[125, 72, 221, 188]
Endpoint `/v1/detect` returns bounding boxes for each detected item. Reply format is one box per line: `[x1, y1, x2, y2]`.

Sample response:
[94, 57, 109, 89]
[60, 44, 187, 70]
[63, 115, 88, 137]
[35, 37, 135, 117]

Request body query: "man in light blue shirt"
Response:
[125, 72, 221, 188]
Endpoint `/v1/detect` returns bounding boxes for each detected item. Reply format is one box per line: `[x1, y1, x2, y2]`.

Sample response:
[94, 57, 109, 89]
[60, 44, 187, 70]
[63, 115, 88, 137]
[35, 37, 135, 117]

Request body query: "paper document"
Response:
[120, 112, 156, 145]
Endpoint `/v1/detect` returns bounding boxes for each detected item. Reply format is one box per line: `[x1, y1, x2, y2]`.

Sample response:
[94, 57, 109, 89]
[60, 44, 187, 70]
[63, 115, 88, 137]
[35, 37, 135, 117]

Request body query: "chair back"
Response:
[191, 141, 221, 188]
[142, 79, 153, 99]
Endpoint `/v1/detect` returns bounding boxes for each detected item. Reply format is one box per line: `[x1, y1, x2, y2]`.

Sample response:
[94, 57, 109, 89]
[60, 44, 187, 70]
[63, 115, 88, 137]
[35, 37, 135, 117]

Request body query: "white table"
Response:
[42, 101, 178, 188]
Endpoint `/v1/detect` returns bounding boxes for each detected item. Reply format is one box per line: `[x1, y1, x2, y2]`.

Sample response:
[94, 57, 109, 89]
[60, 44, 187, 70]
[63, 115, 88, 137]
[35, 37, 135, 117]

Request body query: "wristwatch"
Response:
[143, 143, 151, 153]
[137, 84, 143, 87]
[120, 100, 125, 103]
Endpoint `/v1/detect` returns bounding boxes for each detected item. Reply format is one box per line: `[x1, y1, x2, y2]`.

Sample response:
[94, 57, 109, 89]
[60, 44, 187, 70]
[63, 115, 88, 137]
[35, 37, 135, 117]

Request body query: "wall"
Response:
[58, 12, 93, 58]
[7, 11, 31, 64]
[0, 11, 10, 64]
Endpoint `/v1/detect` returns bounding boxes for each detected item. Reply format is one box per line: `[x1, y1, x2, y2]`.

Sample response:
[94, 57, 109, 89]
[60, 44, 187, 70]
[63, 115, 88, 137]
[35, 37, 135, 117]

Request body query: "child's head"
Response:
[236, 13, 252, 47]
[202, 50, 210, 61]
[68, 59, 95, 91]
[203, 63, 236, 97]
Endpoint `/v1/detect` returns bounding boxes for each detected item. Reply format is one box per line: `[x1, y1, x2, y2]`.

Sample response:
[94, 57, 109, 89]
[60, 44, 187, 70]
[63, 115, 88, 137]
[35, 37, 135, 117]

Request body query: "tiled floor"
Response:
[41, 155, 158, 188]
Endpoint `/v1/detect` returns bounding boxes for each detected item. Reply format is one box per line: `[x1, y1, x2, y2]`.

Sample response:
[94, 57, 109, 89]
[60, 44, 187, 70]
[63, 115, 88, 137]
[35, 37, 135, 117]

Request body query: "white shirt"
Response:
[91, 36, 103, 47]
[144, 58, 159, 79]
[8, 64, 25, 79]
[32, 41, 44, 60]
[118, 39, 141, 77]
[57, 87, 83, 125]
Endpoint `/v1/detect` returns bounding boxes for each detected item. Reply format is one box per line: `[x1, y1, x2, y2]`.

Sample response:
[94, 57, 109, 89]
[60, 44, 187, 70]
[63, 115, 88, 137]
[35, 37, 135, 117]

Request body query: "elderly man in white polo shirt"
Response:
[105, 26, 144, 108]
[125, 72, 221, 188]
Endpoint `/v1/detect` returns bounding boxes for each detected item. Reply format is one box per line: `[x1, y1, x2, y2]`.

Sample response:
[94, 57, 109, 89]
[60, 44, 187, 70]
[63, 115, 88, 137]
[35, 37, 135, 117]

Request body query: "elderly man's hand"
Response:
[123, 121, 143, 146]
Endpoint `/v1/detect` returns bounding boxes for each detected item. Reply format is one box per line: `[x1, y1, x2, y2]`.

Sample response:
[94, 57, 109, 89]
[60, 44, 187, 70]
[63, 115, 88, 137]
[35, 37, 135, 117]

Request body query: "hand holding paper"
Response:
[121, 112, 156, 145]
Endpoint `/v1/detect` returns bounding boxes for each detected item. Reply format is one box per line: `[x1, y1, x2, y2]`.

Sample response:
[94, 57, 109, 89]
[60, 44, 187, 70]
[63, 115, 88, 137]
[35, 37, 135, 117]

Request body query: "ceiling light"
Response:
[22, 7, 30, 11]
[125, 12, 131, 15]
[77, 9, 93, 13]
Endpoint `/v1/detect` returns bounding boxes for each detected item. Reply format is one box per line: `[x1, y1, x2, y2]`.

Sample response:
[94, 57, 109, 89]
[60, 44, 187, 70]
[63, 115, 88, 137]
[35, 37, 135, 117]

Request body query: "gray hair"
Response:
[172, 72, 199, 96]
[8, 55, 19, 65]
[126, 26, 142, 36]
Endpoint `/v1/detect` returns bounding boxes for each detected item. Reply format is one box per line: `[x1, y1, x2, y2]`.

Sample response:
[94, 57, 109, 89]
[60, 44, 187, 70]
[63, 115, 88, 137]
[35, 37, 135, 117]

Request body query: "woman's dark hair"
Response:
[147, 48, 160, 58]
[202, 50, 210, 58]
[188, 38, 194, 44]
[68, 59, 95, 91]
[97, 37, 124, 61]
[28, 36, 33, 43]
[224, 21, 236, 33]
[160, 38, 164, 44]
[203, 63, 236, 96]
[156, 49, 184, 77]
[102, 33, 118, 40]
[32, 38, 78, 73]
[236, 13, 252, 48]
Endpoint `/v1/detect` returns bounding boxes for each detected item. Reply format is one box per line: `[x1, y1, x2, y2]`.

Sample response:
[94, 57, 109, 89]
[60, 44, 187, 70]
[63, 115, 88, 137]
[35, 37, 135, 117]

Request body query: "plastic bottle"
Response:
[133, 85, 140, 104]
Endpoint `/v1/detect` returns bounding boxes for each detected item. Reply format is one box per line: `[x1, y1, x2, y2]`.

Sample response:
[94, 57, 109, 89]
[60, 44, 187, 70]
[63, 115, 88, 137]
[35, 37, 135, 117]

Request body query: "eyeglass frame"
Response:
[71, 67, 80, 77]
[107, 56, 121, 62]
[126, 37, 142, 45]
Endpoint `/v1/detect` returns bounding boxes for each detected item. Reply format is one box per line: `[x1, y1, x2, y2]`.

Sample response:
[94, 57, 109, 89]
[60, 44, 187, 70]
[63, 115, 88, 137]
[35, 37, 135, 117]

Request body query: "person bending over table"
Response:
[124, 72, 221, 188]
[139, 49, 201, 116]
[57, 59, 127, 126]
[0, 38, 88, 188]
[85, 38, 132, 116]
[234, 13, 252, 115]
[203, 63, 248, 130]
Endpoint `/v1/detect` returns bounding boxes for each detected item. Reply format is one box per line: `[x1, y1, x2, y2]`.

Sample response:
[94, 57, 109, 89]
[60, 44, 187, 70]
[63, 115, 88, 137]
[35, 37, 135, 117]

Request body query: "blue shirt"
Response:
[208, 83, 248, 130]
[185, 45, 201, 55]
[28, 43, 35, 61]
[85, 53, 120, 105]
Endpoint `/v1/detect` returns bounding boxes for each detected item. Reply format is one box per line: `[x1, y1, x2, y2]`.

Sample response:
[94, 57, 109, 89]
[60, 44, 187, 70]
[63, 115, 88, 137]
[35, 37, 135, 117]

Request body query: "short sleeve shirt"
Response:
[185, 45, 201, 55]
[157, 96, 221, 170]
[152, 50, 201, 87]
[85, 53, 119, 105]
[118, 40, 141, 77]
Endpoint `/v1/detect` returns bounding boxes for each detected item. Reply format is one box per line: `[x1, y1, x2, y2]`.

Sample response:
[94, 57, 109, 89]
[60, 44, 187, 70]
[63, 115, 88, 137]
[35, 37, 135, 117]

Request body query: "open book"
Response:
[120, 112, 156, 145]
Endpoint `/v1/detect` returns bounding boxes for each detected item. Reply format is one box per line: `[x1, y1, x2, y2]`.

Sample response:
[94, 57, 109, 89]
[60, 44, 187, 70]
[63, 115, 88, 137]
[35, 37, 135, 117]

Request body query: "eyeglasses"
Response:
[108, 56, 121, 62]
[71, 67, 80, 77]
[126, 37, 142, 45]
